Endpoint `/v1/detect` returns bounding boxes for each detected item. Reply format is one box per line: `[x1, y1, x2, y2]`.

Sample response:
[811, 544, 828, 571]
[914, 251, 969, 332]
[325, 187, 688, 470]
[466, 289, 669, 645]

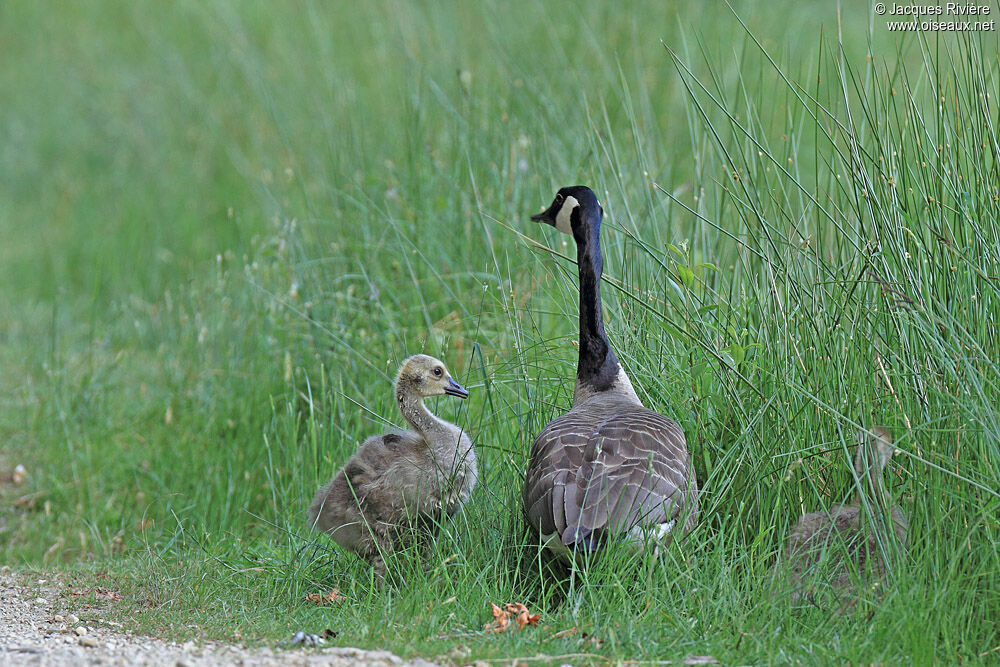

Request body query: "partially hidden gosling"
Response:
[308, 355, 478, 578]
[780, 426, 908, 601]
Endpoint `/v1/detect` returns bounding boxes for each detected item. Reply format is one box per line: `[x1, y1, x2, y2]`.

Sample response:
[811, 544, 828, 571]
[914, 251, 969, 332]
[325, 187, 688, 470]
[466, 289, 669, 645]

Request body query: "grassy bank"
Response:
[1, 1, 998, 663]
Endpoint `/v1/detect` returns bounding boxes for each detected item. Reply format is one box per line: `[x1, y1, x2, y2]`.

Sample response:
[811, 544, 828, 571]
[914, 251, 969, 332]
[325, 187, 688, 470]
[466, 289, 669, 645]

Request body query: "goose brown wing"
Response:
[522, 404, 694, 546]
[522, 410, 592, 541]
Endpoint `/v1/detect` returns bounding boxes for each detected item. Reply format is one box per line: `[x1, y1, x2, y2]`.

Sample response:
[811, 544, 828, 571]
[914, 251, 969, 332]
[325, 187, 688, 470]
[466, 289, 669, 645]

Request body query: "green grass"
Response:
[2, 1, 998, 663]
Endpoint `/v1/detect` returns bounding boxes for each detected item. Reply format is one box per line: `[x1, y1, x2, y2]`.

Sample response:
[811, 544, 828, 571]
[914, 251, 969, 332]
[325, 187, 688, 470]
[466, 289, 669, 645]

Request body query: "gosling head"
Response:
[854, 425, 896, 480]
[395, 354, 469, 400]
[530, 185, 602, 237]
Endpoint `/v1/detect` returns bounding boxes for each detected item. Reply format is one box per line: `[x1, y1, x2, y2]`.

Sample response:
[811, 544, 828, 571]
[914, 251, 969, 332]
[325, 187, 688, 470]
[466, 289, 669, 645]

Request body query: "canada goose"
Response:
[781, 426, 907, 600]
[522, 185, 698, 560]
[308, 354, 477, 578]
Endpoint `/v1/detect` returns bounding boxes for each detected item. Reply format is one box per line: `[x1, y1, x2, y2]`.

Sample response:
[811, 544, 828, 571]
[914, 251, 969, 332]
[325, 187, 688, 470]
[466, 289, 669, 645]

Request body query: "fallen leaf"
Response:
[94, 587, 122, 601]
[484, 601, 539, 633]
[484, 602, 509, 633]
[303, 589, 346, 606]
[504, 602, 540, 630]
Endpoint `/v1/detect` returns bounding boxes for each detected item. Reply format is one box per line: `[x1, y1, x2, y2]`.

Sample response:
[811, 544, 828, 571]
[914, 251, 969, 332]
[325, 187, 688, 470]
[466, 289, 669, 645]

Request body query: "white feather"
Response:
[554, 195, 578, 235]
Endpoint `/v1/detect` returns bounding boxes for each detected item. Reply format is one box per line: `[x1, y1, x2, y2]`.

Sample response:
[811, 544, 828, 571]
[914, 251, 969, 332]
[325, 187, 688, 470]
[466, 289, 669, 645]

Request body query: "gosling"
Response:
[308, 355, 478, 578]
[781, 426, 908, 601]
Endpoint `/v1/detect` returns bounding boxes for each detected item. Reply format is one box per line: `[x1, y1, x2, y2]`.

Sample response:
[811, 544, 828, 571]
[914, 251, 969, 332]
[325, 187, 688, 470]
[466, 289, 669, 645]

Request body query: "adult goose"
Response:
[780, 426, 907, 600]
[308, 354, 478, 578]
[522, 185, 698, 560]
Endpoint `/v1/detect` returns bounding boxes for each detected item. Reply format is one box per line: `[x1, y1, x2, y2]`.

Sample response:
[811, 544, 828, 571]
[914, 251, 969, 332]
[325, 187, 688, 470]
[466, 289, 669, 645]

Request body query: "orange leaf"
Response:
[487, 602, 539, 632]
[303, 589, 346, 606]
[505, 603, 540, 630]
[484, 602, 510, 633]
[490, 602, 506, 622]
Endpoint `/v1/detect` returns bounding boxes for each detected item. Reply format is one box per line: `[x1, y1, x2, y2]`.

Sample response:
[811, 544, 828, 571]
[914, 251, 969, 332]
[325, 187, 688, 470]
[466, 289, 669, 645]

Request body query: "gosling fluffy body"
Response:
[781, 426, 908, 599]
[308, 355, 477, 576]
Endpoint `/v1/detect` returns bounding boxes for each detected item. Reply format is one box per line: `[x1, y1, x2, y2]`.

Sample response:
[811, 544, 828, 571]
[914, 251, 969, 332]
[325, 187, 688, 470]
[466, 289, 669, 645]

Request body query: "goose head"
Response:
[396, 354, 469, 399]
[531, 185, 603, 240]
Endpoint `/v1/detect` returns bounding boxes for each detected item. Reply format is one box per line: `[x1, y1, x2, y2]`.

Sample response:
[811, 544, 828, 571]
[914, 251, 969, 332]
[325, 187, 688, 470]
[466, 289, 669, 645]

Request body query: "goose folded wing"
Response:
[571, 412, 690, 539]
[522, 418, 589, 539]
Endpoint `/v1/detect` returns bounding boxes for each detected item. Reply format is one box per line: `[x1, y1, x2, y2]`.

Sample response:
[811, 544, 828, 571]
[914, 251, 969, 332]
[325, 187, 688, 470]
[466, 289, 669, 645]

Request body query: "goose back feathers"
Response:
[523, 394, 697, 555]
[523, 186, 698, 559]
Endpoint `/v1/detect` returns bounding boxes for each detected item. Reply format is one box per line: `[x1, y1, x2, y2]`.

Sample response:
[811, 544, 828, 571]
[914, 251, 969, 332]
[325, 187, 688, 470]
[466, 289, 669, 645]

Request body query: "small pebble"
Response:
[79, 635, 101, 648]
[286, 630, 325, 647]
[74, 626, 88, 636]
[449, 645, 471, 661]
[34, 598, 47, 605]
[67, 614, 80, 624]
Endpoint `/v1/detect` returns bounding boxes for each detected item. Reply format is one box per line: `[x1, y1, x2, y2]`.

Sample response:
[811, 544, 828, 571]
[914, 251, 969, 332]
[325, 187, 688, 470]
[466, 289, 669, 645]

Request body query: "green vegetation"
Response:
[2, 1, 997, 663]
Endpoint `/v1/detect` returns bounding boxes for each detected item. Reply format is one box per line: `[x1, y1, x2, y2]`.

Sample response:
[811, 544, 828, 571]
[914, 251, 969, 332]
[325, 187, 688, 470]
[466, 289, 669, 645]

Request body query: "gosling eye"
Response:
[432, 367, 443, 378]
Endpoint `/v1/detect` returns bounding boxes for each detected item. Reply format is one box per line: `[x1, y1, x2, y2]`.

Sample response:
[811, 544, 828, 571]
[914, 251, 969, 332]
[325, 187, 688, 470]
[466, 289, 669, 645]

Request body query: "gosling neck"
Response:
[853, 444, 889, 507]
[571, 206, 639, 405]
[396, 387, 456, 445]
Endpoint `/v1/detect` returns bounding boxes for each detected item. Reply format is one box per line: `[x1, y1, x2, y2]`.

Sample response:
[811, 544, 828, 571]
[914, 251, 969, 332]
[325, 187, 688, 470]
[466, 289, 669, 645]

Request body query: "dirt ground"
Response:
[0, 571, 438, 666]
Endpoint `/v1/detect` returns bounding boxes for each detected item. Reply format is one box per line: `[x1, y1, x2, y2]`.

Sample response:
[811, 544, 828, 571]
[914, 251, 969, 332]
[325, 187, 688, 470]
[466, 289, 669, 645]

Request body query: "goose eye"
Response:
[432, 367, 443, 378]
[555, 194, 564, 207]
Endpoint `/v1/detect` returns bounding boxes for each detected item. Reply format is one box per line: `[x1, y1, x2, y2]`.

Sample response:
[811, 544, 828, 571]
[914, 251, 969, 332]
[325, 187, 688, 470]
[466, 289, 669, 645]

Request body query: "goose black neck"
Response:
[573, 207, 621, 393]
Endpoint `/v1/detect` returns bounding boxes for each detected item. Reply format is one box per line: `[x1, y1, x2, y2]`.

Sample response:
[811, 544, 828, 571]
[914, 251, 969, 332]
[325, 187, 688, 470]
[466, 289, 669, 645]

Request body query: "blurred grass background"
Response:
[1, 1, 998, 663]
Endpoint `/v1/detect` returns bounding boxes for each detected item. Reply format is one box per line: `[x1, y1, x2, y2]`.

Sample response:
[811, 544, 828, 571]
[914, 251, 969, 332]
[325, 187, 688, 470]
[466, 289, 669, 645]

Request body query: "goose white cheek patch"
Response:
[554, 195, 578, 234]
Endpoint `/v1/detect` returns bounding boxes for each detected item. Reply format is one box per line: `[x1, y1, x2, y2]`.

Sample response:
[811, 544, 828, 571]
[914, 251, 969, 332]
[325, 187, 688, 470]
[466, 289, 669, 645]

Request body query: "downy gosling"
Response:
[308, 355, 478, 579]
[780, 426, 908, 601]
[522, 186, 699, 561]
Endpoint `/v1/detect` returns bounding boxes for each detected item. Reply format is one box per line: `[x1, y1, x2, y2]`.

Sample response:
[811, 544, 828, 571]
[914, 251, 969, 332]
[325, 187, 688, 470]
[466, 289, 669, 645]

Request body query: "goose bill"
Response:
[443, 378, 469, 399]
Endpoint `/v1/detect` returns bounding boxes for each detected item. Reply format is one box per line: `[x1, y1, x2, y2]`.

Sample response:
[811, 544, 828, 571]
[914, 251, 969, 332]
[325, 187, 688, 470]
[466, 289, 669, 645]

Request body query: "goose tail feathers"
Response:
[563, 526, 606, 553]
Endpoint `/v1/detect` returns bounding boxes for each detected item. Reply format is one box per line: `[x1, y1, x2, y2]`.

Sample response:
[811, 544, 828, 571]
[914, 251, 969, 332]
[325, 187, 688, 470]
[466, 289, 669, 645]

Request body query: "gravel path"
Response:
[0, 571, 438, 666]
